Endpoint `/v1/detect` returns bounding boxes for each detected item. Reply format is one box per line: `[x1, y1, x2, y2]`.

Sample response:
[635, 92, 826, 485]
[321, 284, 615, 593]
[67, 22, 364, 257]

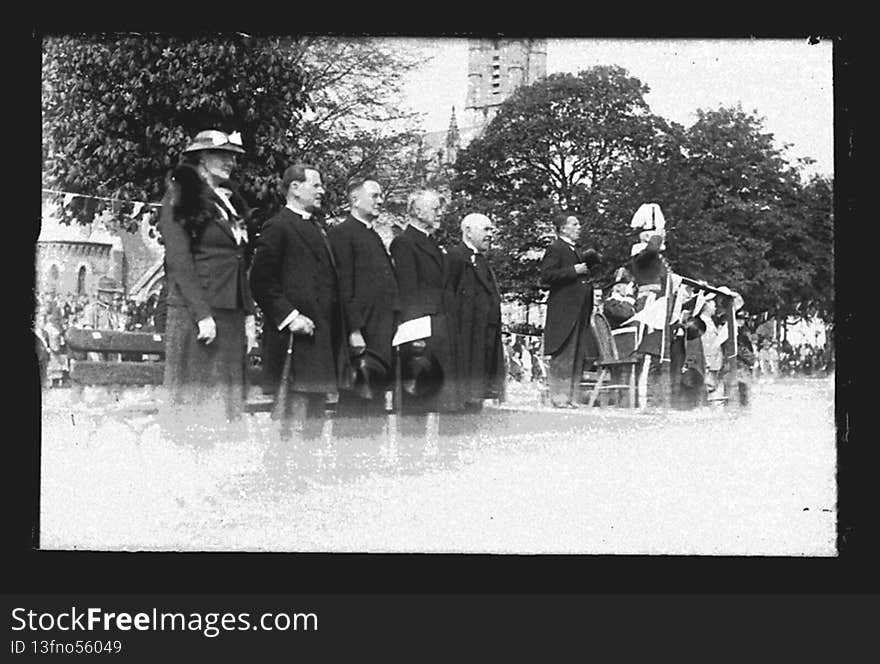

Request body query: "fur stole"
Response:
[162, 164, 252, 244]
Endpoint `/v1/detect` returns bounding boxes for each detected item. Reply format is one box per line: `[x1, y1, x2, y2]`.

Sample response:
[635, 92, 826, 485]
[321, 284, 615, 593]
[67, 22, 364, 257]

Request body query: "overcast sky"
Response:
[399, 38, 833, 178]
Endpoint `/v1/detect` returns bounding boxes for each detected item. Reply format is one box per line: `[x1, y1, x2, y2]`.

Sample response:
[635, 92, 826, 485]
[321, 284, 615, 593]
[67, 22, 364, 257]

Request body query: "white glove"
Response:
[245, 315, 258, 352]
[197, 316, 217, 344]
[349, 329, 366, 354]
[287, 314, 315, 336]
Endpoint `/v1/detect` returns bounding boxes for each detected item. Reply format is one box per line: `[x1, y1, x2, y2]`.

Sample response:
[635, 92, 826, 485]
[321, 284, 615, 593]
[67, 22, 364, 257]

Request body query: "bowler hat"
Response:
[350, 348, 391, 400]
[183, 129, 245, 155]
[400, 344, 444, 399]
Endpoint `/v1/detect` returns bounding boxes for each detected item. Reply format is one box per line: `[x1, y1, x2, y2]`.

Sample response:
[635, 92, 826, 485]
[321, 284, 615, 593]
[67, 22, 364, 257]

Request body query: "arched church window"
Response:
[48, 264, 60, 293]
[77, 266, 87, 295]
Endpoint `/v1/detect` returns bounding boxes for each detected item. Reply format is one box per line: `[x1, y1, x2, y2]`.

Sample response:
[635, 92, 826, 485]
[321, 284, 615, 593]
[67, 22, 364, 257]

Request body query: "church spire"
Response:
[446, 105, 460, 149]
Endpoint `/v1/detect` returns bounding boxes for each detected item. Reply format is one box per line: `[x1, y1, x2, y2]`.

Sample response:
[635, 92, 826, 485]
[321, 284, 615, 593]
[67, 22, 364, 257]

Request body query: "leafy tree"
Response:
[42, 35, 426, 232]
[277, 37, 427, 220]
[42, 33, 309, 231]
[448, 66, 672, 303]
[604, 105, 832, 321]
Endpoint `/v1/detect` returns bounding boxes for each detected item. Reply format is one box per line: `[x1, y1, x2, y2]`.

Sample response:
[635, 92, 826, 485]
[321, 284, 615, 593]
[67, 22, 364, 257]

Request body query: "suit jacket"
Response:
[390, 225, 459, 410]
[328, 214, 399, 369]
[540, 238, 595, 356]
[250, 208, 351, 394]
[447, 242, 505, 403]
[158, 179, 255, 323]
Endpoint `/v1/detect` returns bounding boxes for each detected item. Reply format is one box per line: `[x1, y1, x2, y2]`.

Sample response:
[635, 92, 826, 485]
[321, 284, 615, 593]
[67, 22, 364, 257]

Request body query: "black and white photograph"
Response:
[37, 35, 837, 555]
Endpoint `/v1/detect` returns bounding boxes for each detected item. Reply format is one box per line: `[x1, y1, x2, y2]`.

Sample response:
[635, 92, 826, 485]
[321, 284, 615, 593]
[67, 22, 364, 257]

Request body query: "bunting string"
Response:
[41, 188, 163, 218]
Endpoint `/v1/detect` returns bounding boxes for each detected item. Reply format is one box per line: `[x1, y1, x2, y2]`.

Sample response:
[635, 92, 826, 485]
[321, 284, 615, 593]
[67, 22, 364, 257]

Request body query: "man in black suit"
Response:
[250, 163, 351, 435]
[327, 177, 399, 412]
[389, 189, 460, 413]
[540, 213, 601, 408]
[447, 213, 505, 410]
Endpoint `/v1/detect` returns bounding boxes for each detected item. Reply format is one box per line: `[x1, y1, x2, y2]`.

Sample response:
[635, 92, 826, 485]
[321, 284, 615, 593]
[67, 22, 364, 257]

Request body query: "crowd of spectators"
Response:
[752, 338, 834, 377]
[35, 291, 163, 386]
[502, 332, 547, 383]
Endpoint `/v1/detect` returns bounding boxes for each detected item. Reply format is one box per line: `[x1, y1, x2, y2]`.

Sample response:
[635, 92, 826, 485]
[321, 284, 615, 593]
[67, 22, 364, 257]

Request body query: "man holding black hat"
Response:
[540, 213, 601, 408]
[250, 163, 352, 435]
[390, 189, 460, 412]
[328, 177, 399, 413]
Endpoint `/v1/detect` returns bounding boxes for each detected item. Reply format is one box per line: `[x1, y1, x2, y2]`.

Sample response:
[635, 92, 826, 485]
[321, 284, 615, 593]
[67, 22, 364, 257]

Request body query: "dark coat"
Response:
[540, 238, 594, 356]
[156, 165, 255, 419]
[327, 214, 399, 369]
[389, 225, 459, 410]
[158, 165, 255, 323]
[250, 207, 352, 395]
[447, 242, 505, 403]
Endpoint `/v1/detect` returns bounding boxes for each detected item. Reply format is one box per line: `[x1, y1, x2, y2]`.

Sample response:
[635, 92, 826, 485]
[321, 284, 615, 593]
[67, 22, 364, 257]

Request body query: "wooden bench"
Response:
[63, 328, 270, 412]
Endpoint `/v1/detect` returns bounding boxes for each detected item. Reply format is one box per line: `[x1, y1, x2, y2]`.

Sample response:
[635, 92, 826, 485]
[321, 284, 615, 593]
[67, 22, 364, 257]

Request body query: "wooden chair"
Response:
[581, 313, 639, 408]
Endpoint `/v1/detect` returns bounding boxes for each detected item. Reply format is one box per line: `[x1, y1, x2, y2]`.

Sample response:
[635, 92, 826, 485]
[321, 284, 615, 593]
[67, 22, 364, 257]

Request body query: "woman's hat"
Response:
[350, 348, 392, 400]
[183, 129, 246, 155]
[400, 344, 444, 399]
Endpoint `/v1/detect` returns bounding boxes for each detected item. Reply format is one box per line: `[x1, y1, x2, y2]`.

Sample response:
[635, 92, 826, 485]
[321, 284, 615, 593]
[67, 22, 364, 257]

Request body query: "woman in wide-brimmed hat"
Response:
[157, 129, 257, 430]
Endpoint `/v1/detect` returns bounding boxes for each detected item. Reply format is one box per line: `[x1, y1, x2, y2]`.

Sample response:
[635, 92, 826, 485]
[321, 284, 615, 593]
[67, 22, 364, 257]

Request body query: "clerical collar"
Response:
[463, 238, 480, 255]
[350, 210, 375, 230]
[285, 202, 312, 220]
[560, 235, 577, 248]
[409, 224, 431, 237]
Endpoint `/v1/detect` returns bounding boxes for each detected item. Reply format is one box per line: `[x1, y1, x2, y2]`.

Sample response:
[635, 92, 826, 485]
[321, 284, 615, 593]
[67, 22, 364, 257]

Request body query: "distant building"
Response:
[36, 200, 165, 301]
[417, 38, 548, 180]
[464, 38, 547, 131]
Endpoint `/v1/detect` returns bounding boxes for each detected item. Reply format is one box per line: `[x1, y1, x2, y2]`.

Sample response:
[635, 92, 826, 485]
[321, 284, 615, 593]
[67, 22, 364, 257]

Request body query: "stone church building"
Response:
[418, 38, 548, 172]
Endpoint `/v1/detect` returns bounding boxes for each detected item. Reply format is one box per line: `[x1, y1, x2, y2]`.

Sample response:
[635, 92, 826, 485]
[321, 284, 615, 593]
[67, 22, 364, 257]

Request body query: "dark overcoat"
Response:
[159, 167, 255, 323]
[447, 242, 505, 403]
[249, 208, 352, 395]
[157, 164, 255, 420]
[389, 225, 459, 410]
[327, 214, 399, 369]
[540, 238, 594, 356]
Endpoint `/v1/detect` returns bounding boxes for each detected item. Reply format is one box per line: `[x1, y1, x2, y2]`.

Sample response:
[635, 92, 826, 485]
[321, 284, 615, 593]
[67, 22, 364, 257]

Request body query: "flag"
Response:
[622, 295, 669, 330]
[62, 193, 75, 208]
[130, 202, 145, 219]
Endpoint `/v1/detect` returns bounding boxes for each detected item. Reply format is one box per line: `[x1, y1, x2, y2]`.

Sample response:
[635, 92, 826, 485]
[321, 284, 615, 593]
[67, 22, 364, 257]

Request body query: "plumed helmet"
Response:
[629, 203, 666, 232]
[350, 348, 392, 400]
[182, 129, 246, 155]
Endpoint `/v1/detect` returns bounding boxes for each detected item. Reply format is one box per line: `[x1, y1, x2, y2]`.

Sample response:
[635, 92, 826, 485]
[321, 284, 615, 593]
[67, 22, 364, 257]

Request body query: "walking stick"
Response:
[271, 332, 295, 421]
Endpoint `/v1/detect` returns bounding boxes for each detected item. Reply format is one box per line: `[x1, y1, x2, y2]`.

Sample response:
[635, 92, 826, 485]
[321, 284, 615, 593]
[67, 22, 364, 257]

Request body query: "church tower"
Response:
[464, 38, 547, 133]
[444, 106, 461, 164]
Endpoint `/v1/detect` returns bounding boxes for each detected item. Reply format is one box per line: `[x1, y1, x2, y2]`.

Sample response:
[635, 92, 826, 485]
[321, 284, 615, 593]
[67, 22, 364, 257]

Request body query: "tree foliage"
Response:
[450, 68, 833, 321]
[42, 33, 309, 231]
[449, 66, 671, 304]
[42, 35, 426, 232]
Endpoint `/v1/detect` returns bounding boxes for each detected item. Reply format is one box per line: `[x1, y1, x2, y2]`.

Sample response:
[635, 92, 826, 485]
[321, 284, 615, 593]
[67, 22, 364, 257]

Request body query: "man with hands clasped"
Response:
[250, 164, 352, 433]
[540, 213, 602, 408]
